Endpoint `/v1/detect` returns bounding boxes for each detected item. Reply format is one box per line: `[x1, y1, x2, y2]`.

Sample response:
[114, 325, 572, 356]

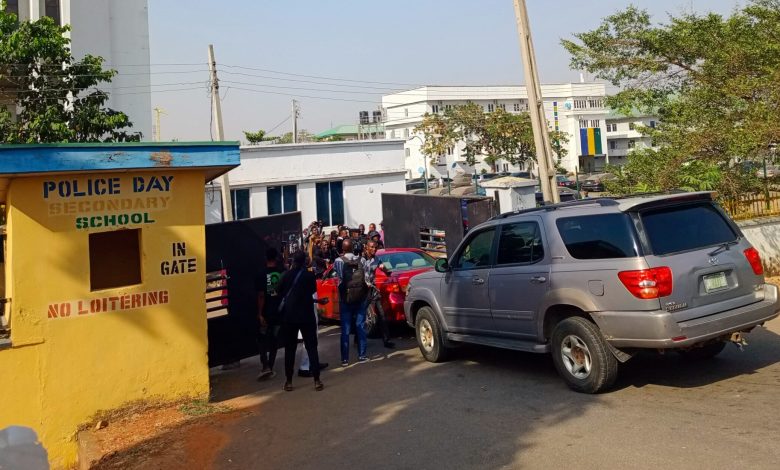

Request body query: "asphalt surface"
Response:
[180, 318, 780, 469]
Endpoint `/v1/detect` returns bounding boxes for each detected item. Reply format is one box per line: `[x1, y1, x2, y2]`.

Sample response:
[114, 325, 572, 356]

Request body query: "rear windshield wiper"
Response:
[708, 240, 739, 256]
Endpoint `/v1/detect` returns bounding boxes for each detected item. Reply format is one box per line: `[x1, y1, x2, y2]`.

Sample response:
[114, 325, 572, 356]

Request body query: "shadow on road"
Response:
[615, 325, 780, 390]
[94, 323, 780, 469]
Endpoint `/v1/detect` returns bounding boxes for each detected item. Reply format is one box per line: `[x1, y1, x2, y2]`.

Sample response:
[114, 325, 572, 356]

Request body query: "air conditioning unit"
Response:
[359, 111, 369, 125]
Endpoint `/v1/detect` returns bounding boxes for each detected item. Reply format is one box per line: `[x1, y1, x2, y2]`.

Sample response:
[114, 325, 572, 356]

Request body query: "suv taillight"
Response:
[744, 247, 764, 275]
[618, 267, 673, 299]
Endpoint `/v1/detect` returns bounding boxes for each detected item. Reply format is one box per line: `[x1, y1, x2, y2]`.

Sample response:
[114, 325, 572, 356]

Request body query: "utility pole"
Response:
[153, 107, 167, 142]
[208, 44, 234, 221]
[292, 100, 299, 143]
[513, 0, 560, 203]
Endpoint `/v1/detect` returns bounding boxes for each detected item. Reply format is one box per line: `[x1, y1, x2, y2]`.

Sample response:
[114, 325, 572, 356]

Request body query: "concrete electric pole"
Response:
[153, 107, 167, 142]
[208, 44, 234, 221]
[292, 100, 300, 143]
[513, 0, 560, 203]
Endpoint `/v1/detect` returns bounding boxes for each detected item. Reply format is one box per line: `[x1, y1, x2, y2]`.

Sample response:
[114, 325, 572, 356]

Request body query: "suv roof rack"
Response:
[491, 198, 619, 220]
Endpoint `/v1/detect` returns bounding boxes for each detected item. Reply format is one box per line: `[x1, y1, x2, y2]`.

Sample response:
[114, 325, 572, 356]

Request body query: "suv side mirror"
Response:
[434, 258, 450, 273]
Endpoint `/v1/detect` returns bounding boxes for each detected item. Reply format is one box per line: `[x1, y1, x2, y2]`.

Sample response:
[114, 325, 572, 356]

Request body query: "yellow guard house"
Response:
[0, 142, 239, 467]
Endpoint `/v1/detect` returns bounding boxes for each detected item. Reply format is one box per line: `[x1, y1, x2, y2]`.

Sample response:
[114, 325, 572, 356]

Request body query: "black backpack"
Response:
[340, 256, 368, 305]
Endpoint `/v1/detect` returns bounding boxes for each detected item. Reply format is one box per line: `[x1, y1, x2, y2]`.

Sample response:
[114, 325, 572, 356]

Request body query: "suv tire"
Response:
[551, 317, 618, 394]
[415, 306, 449, 362]
[677, 340, 727, 360]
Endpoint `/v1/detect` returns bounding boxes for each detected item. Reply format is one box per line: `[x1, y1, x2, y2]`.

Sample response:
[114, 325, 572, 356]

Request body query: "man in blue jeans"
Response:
[335, 239, 369, 365]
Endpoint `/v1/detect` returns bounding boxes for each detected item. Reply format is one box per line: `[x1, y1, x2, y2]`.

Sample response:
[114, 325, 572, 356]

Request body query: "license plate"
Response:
[703, 272, 728, 293]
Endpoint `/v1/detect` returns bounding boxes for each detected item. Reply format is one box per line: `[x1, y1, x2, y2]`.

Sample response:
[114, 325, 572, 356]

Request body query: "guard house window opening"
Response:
[0, 225, 8, 344]
[89, 229, 142, 291]
[420, 227, 447, 255]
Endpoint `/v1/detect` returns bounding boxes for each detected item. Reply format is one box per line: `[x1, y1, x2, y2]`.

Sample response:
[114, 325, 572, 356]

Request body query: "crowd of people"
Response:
[254, 220, 392, 392]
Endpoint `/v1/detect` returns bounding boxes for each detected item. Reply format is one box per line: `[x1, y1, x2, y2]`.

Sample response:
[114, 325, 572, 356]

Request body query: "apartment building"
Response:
[381, 83, 610, 177]
[3, 0, 153, 139]
[604, 111, 658, 167]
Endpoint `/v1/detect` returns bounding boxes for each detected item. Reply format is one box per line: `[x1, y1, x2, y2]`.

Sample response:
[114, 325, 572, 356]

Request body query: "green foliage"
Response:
[0, 8, 140, 143]
[414, 104, 561, 171]
[562, 1, 780, 200]
[243, 129, 270, 144]
[271, 130, 314, 144]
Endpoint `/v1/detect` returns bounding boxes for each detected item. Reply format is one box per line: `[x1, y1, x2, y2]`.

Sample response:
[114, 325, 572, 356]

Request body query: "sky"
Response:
[146, 0, 744, 143]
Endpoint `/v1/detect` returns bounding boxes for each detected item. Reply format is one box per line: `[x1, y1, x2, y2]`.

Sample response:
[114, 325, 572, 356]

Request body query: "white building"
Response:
[205, 140, 407, 228]
[382, 83, 610, 177]
[4, 0, 153, 139]
[605, 111, 658, 167]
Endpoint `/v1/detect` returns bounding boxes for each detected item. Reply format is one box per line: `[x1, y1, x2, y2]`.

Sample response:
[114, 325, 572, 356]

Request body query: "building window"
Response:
[404, 108, 409, 117]
[267, 185, 297, 215]
[628, 140, 636, 149]
[316, 181, 344, 227]
[513, 103, 521, 112]
[590, 120, 600, 128]
[431, 104, 439, 114]
[231, 189, 250, 220]
[447, 147, 453, 156]
[609, 140, 617, 150]
[588, 99, 603, 108]
[404, 128, 410, 139]
[579, 120, 589, 129]
[390, 129, 396, 139]
[649, 120, 656, 128]
[4, 0, 18, 16]
[629, 122, 636, 131]
[574, 99, 586, 109]
[89, 229, 142, 291]
[605, 123, 615, 132]
[445, 104, 452, 111]
[498, 103, 506, 111]
[487, 104, 494, 112]
[44, 0, 61, 25]
[405, 148, 411, 157]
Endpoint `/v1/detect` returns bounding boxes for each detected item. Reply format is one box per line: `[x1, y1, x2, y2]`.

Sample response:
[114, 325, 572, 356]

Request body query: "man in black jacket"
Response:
[278, 251, 329, 391]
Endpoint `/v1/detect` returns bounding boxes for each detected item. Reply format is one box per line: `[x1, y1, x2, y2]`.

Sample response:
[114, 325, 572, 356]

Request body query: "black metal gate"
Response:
[205, 212, 302, 367]
[382, 194, 496, 259]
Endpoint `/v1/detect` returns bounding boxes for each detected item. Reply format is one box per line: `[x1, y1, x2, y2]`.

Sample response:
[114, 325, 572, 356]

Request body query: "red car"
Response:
[316, 248, 435, 331]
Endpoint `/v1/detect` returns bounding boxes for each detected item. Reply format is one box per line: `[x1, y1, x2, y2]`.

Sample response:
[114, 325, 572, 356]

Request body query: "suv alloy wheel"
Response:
[551, 317, 618, 393]
[415, 306, 450, 362]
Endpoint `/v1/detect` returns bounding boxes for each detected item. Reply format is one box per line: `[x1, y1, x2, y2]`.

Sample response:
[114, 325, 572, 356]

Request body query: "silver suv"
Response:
[403, 192, 780, 393]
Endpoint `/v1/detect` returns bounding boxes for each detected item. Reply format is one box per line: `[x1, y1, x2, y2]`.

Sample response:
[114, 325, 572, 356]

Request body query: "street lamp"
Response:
[407, 135, 429, 195]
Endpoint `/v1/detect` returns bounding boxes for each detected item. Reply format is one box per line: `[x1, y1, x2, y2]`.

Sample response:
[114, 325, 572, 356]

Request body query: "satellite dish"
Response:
[451, 163, 457, 169]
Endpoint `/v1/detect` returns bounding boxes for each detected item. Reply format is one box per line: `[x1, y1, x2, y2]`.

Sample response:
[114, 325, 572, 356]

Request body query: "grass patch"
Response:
[179, 400, 230, 417]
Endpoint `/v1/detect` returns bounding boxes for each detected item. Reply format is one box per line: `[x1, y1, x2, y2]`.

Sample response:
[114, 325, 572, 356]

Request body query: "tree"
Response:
[270, 130, 315, 144]
[0, 8, 140, 143]
[243, 129, 270, 144]
[414, 104, 564, 172]
[562, 1, 780, 198]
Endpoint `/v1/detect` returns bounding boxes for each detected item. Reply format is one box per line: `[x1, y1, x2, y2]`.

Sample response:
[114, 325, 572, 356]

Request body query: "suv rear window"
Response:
[640, 203, 737, 255]
[556, 214, 640, 259]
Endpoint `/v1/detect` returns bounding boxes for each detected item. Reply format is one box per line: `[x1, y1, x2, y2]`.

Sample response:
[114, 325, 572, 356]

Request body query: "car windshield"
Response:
[378, 251, 435, 271]
[639, 202, 737, 255]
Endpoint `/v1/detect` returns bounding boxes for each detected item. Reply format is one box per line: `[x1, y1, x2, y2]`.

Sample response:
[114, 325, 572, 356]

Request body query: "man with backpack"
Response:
[334, 238, 369, 365]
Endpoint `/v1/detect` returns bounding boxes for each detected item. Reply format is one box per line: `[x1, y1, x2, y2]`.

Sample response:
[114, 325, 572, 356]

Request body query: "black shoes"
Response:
[384, 341, 396, 349]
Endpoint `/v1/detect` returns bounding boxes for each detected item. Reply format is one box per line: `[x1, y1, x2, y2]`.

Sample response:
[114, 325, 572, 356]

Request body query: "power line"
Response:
[266, 115, 291, 135]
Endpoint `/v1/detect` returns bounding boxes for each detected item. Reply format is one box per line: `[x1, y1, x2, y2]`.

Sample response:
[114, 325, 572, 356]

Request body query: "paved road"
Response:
[149, 318, 780, 469]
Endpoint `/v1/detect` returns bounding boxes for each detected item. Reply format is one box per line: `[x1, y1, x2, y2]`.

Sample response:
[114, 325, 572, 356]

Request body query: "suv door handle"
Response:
[472, 277, 485, 285]
[531, 276, 547, 284]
